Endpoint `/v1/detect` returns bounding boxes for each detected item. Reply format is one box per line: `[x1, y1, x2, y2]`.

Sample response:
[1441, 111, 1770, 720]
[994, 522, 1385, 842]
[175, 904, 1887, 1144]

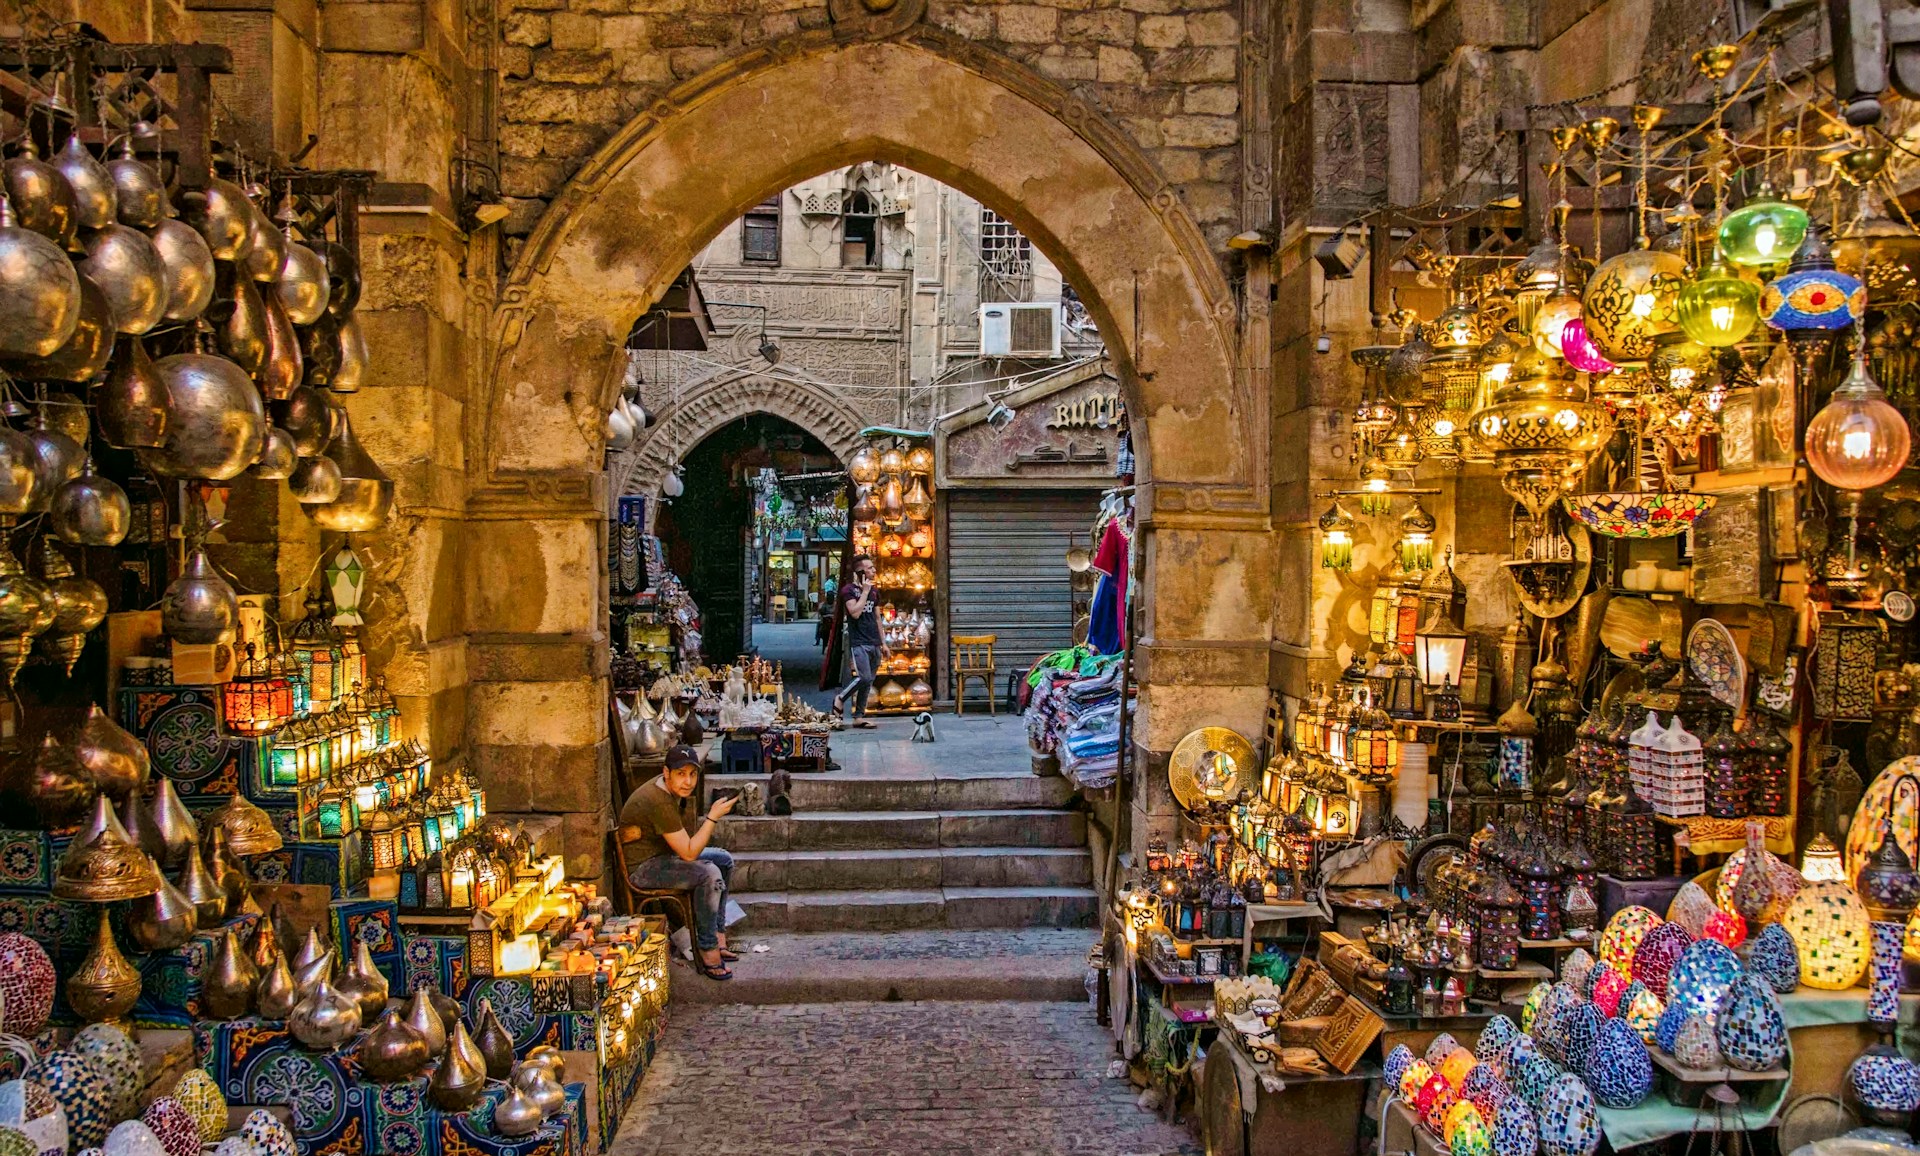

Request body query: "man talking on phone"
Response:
[832, 555, 886, 728]
[618, 747, 739, 980]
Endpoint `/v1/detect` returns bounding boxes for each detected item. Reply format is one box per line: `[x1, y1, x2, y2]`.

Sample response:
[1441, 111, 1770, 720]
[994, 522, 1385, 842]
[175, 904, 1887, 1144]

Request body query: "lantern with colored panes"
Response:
[1476, 872, 1523, 970]
[223, 645, 289, 736]
[290, 590, 342, 713]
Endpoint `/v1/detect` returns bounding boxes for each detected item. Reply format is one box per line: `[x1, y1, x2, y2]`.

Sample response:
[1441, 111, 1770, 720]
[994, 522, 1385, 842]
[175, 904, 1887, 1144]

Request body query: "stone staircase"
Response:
[708, 771, 1099, 931]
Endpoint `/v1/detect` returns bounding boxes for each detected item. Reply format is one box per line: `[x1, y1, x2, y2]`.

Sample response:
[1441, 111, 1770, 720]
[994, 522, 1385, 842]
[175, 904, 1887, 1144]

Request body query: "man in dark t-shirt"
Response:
[618, 746, 739, 980]
[831, 555, 886, 728]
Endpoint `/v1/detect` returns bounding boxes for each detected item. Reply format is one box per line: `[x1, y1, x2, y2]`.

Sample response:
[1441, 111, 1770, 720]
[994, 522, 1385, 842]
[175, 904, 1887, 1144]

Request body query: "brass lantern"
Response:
[1580, 245, 1688, 366]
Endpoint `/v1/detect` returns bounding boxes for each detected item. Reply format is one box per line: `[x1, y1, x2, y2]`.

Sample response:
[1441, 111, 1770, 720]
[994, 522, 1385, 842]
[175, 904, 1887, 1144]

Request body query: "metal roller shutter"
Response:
[946, 490, 1101, 686]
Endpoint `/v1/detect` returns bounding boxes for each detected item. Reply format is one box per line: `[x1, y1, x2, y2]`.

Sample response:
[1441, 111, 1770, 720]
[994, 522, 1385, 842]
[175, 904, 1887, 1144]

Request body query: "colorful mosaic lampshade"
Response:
[1779, 881, 1872, 990]
[1565, 491, 1715, 539]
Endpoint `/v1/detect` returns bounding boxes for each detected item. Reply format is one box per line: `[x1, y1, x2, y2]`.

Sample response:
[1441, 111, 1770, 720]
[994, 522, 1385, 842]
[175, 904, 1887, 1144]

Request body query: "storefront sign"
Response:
[938, 363, 1122, 488]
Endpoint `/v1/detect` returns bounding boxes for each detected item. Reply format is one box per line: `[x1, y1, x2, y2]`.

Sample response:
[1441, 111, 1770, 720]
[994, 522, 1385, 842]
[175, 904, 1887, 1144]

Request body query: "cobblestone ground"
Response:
[608, 1001, 1202, 1156]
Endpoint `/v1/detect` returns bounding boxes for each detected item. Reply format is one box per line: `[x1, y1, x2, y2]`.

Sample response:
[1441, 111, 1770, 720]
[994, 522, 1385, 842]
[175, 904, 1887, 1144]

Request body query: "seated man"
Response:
[618, 746, 739, 980]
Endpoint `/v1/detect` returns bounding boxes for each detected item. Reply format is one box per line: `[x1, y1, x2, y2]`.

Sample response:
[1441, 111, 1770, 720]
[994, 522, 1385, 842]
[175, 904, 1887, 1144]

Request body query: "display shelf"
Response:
[1144, 958, 1221, 986]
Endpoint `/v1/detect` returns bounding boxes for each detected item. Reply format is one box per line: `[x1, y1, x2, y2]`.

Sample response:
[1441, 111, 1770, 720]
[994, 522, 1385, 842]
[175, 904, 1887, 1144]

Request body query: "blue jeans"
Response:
[627, 847, 733, 951]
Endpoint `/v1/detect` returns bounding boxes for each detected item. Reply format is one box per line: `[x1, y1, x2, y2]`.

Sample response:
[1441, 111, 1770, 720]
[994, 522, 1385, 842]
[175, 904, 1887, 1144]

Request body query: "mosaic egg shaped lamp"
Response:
[1779, 881, 1872, 991]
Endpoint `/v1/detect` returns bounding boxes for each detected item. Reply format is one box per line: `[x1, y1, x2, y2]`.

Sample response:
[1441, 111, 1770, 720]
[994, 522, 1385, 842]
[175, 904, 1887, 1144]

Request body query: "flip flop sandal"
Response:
[697, 960, 733, 981]
[719, 949, 741, 962]
[854, 720, 878, 729]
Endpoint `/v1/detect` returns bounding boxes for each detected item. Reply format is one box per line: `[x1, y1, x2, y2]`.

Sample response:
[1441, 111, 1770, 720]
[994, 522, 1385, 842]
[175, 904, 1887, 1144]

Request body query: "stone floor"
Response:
[751, 621, 835, 710]
[607, 1000, 1202, 1156]
[671, 928, 1098, 1005]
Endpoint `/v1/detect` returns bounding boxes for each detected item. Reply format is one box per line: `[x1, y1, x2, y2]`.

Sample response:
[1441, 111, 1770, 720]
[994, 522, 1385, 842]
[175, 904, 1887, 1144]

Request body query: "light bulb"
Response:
[1806, 355, 1912, 491]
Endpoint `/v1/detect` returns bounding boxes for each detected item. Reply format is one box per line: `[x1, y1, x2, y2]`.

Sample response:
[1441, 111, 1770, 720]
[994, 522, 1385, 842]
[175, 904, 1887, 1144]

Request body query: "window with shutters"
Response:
[741, 196, 780, 264]
[979, 208, 1033, 303]
[841, 189, 878, 267]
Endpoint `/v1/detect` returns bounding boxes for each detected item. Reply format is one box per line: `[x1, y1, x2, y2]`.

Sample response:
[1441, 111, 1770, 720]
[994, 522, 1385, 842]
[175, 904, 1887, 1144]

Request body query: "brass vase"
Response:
[176, 838, 225, 927]
[493, 1087, 543, 1138]
[337, 939, 390, 1022]
[293, 946, 335, 998]
[53, 793, 160, 901]
[150, 776, 198, 868]
[96, 335, 170, 450]
[255, 950, 298, 1020]
[50, 460, 132, 546]
[126, 856, 196, 951]
[403, 985, 448, 1056]
[356, 1008, 429, 1082]
[474, 998, 515, 1079]
[67, 909, 141, 1025]
[428, 1021, 486, 1110]
[287, 977, 360, 1049]
[201, 927, 257, 1020]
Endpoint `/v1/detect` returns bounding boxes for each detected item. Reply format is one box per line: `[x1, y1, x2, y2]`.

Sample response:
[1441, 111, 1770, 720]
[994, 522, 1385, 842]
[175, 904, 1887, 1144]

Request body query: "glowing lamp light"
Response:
[1717, 184, 1810, 269]
[1560, 318, 1617, 373]
[1806, 354, 1911, 492]
[499, 933, 541, 974]
[1318, 502, 1356, 572]
[1803, 833, 1848, 883]
[1357, 456, 1395, 516]
[1399, 500, 1437, 574]
[1414, 607, 1468, 689]
[1531, 287, 1584, 357]
[1677, 253, 1761, 346]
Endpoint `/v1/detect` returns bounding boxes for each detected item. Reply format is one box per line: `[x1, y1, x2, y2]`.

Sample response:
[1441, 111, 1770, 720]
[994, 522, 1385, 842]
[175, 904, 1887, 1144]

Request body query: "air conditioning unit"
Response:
[979, 302, 1062, 358]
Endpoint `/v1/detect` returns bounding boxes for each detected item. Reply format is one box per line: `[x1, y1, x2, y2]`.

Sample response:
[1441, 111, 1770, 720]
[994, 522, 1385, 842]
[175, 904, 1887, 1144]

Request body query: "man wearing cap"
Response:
[618, 746, 739, 981]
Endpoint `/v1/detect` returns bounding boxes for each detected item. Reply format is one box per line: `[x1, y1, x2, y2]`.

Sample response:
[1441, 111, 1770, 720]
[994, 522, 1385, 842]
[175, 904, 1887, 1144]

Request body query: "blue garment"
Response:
[1087, 573, 1121, 654]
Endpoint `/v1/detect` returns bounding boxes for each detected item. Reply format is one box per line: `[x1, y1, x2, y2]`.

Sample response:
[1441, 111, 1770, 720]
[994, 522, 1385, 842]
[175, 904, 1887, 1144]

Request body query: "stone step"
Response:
[730, 846, 1092, 892]
[735, 886, 1099, 931]
[669, 929, 1098, 1006]
[783, 773, 1076, 812]
[715, 808, 1085, 853]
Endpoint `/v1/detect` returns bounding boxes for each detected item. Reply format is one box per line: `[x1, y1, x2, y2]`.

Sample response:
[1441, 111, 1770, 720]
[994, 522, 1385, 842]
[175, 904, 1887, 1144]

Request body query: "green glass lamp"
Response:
[1676, 251, 1761, 347]
[1716, 182, 1809, 269]
[1319, 502, 1356, 572]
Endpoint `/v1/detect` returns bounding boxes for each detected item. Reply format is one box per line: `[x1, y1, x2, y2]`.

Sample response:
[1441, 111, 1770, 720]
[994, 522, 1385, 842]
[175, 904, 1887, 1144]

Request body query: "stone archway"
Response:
[620, 371, 867, 500]
[467, 32, 1277, 878]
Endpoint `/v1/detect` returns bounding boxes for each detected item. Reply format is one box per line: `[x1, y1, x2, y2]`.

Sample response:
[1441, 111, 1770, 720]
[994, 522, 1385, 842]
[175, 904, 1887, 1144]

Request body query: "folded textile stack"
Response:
[1023, 649, 1125, 789]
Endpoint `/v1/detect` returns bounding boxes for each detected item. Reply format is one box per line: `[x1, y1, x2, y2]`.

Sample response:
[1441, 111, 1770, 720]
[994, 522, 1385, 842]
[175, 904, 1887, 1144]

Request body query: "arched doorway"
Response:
[469, 35, 1274, 877]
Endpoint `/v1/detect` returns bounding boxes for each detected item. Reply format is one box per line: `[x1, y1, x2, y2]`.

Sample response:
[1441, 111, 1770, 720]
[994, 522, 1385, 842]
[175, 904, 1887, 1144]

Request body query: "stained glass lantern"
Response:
[1476, 873, 1523, 970]
[1780, 881, 1872, 990]
[366, 811, 402, 871]
[290, 590, 340, 713]
[1562, 881, 1598, 940]
[325, 546, 366, 628]
[1703, 716, 1749, 819]
[338, 631, 367, 698]
[222, 645, 277, 736]
[315, 783, 357, 839]
[1518, 845, 1563, 940]
[269, 723, 302, 788]
[1319, 502, 1356, 572]
[1718, 183, 1809, 269]
[1400, 501, 1437, 574]
[1676, 251, 1761, 346]
[421, 804, 444, 854]
[1763, 228, 1866, 333]
[403, 815, 427, 863]
[1581, 246, 1688, 365]
[370, 677, 399, 748]
[1607, 787, 1657, 880]
[435, 802, 460, 849]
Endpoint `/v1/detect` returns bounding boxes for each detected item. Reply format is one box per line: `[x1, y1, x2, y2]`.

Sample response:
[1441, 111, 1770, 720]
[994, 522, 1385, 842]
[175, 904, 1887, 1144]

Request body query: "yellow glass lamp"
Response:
[1676, 252, 1761, 347]
[1779, 881, 1872, 990]
[1803, 832, 1848, 883]
[1318, 502, 1356, 572]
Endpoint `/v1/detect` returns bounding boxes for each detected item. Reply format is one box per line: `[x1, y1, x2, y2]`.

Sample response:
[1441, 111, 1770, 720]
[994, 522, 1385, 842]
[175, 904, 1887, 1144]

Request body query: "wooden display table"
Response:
[1200, 1027, 1375, 1156]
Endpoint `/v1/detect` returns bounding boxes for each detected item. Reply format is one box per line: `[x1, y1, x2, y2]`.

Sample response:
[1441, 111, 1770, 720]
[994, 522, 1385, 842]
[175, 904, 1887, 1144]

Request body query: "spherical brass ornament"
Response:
[250, 428, 297, 480]
[493, 1087, 544, 1138]
[1581, 247, 1688, 364]
[161, 547, 237, 645]
[179, 179, 255, 263]
[305, 406, 393, 532]
[287, 977, 361, 1049]
[15, 271, 113, 383]
[106, 151, 168, 229]
[276, 241, 328, 326]
[512, 1062, 567, 1118]
[288, 453, 343, 504]
[71, 704, 147, 804]
[21, 418, 80, 514]
[0, 195, 80, 358]
[149, 219, 215, 322]
[356, 1008, 430, 1082]
[137, 352, 266, 481]
[78, 224, 166, 335]
[51, 464, 131, 547]
[275, 386, 333, 457]
[96, 335, 170, 449]
[4, 146, 77, 251]
[51, 136, 114, 231]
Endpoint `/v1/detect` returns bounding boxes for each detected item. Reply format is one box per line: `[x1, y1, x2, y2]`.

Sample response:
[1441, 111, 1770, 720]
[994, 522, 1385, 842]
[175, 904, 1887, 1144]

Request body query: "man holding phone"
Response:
[832, 555, 886, 728]
[618, 746, 739, 980]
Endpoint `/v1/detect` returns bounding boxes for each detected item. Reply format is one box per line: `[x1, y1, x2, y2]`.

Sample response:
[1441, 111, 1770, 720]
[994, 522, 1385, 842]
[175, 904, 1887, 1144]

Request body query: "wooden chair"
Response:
[951, 634, 998, 715]
[770, 595, 789, 623]
[613, 834, 693, 929]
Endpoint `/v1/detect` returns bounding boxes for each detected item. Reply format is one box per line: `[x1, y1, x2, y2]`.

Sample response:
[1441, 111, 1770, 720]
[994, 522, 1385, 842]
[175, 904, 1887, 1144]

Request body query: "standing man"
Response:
[832, 555, 886, 728]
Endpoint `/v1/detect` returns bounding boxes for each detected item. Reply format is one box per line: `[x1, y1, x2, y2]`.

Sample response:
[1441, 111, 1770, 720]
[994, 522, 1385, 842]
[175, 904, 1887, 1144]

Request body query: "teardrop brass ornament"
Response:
[251, 428, 297, 480]
[22, 411, 81, 513]
[18, 271, 113, 382]
[0, 427, 38, 515]
[202, 824, 250, 918]
[428, 1021, 487, 1110]
[338, 939, 391, 1022]
[493, 1087, 543, 1138]
[150, 776, 198, 869]
[213, 265, 268, 377]
[34, 538, 106, 675]
[201, 928, 257, 1020]
[161, 547, 238, 645]
[139, 352, 266, 481]
[274, 387, 333, 457]
[323, 241, 362, 318]
[358, 1007, 430, 1081]
[51, 459, 131, 547]
[287, 976, 360, 1049]
[403, 985, 448, 1056]
[276, 240, 328, 326]
[293, 946, 335, 998]
[96, 335, 170, 450]
[150, 218, 215, 322]
[292, 927, 327, 974]
[288, 454, 342, 504]
[120, 788, 159, 862]
[4, 143, 78, 250]
[331, 313, 366, 393]
[107, 146, 167, 229]
[259, 292, 302, 401]
[429, 987, 462, 1032]
[242, 203, 286, 283]
[248, 903, 279, 968]
[126, 855, 196, 951]
[67, 909, 141, 1025]
[0, 191, 80, 358]
[212, 791, 283, 856]
[72, 703, 148, 802]
[306, 406, 393, 532]
[255, 950, 297, 1020]
[300, 311, 341, 386]
[52, 136, 114, 231]
[0, 545, 50, 692]
[5, 731, 92, 829]
[511, 1061, 567, 1118]
[180, 179, 254, 263]
[176, 837, 225, 926]
[54, 794, 161, 900]
[474, 998, 515, 1078]
[78, 224, 166, 335]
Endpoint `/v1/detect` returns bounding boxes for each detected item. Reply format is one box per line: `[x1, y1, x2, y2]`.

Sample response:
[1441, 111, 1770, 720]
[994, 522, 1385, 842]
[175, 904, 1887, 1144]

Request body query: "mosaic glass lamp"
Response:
[1780, 881, 1872, 990]
[1762, 227, 1865, 333]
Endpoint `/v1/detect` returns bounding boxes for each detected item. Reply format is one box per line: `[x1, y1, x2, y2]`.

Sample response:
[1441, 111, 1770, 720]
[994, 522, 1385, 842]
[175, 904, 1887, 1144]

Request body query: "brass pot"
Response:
[180, 179, 254, 263]
[97, 335, 169, 449]
[510, 1062, 567, 1118]
[149, 776, 198, 869]
[474, 998, 515, 1079]
[242, 204, 286, 283]
[212, 791, 283, 856]
[429, 1021, 487, 1110]
[293, 945, 335, 997]
[54, 793, 161, 900]
[68, 909, 141, 1024]
[79, 224, 166, 335]
[288, 453, 342, 505]
[493, 1087, 543, 1138]
[288, 977, 360, 1049]
[332, 313, 366, 393]
[276, 240, 328, 326]
[71, 703, 147, 803]
[149, 219, 214, 322]
[358, 1008, 430, 1081]
[176, 837, 225, 926]
[324, 241, 362, 317]
[138, 352, 265, 481]
[338, 939, 391, 1022]
[107, 148, 168, 229]
[260, 292, 302, 401]
[255, 951, 298, 1019]
[300, 310, 341, 386]
[403, 985, 448, 1056]
[126, 857, 196, 951]
[305, 406, 392, 532]
[0, 195, 79, 358]
[274, 386, 333, 457]
[51, 136, 114, 231]
[161, 547, 237, 644]
[51, 463, 131, 547]
[4, 145, 77, 251]
[7, 731, 91, 830]
[213, 264, 268, 377]
[201, 927, 257, 1020]
[15, 271, 112, 382]
[522, 1045, 566, 1084]
[251, 427, 297, 480]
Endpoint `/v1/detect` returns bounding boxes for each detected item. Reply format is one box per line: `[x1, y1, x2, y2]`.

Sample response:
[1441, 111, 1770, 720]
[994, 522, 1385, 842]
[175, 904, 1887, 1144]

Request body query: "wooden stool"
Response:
[614, 838, 693, 928]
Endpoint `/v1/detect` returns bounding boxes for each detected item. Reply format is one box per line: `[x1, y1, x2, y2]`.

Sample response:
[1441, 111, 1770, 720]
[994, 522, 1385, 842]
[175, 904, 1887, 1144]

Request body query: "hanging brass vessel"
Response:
[126, 855, 196, 951]
[67, 910, 141, 1025]
[177, 837, 225, 926]
[493, 1087, 543, 1138]
[180, 179, 255, 263]
[5, 731, 91, 829]
[201, 928, 257, 1020]
[307, 405, 392, 532]
[255, 950, 298, 1020]
[288, 453, 342, 504]
[150, 776, 199, 868]
[474, 998, 515, 1079]
[22, 411, 81, 513]
[35, 538, 106, 675]
[161, 547, 238, 645]
[300, 311, 341, 386]
[139, 352, 265, 481]
[51, 136, 113, 231]
[428, 1021, 487, 1110]
[259, 292, 302, 401]
[51, 461, 131, 547]
[213, 264, 268, 377]
[275, 386, 334, 457]
[213, 791, 283, 856]
[150, 218, 214, 322]
[242, 203, 286, 283]
[251, 428, 297, 480]
[18, 271, 112, 382]
[79, 224, 166, 335]
[72, 703, 148, 802]
[338, 938, 391, 1022]
[0, 192, 79, 358]
[96, 335, 170, 450]
[106, 146, 167, 229]
[403, 985, 448, 1056]
[4, 142, 77, 250]
[332, 314, 366, 393]
[324, 241, 362, 317]
[357, 1007, 429, 1081]
[287, 976, 360, 1049]
[276, 239, 328, 326]
[53, 793, 160, 899]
